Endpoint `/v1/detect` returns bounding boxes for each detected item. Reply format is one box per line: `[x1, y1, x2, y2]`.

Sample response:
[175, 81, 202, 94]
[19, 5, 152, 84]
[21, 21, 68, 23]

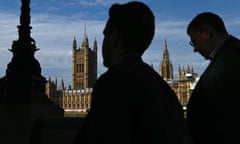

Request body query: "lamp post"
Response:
[0, 0, 43, 103]
[0, 1, 63, 142]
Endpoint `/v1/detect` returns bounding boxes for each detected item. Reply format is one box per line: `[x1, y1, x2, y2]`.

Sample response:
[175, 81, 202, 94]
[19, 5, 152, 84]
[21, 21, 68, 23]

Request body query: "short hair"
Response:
[187, 12, 228, 35]
[108, 1, 155, 54]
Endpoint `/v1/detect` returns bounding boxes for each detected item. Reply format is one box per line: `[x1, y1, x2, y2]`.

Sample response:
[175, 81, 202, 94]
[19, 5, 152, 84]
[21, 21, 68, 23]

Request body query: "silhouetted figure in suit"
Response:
[186, 12, 240, 144]
[74, 1, 184, 144]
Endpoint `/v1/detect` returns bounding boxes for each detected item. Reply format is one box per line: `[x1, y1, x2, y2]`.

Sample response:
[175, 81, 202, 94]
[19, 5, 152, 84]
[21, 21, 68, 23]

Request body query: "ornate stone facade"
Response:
[72, 28, 97, 89]
[46, 28, 97, 112]
[159, 39, 199, 111]
[46, 37, 199, 114]
[160, 39, 174, 81]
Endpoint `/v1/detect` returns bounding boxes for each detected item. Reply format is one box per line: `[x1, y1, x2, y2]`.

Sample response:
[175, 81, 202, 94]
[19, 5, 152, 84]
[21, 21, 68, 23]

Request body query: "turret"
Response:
[81, 24, 89, 48]
[73, 36, 77, 50]
[60, 78, 65, 90]
[93, 37, 97, 52]
[55, 77, 57, 89]
[163, 38, 169, 60]
[160, 38, 173, 81]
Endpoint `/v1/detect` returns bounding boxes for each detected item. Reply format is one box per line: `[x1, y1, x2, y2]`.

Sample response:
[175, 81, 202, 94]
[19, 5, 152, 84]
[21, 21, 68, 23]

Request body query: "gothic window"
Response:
[81, 82, 84, 88]
[76, 64, 80, 72]
[81, 64, 84, 72]
[76, 64, 84, 73]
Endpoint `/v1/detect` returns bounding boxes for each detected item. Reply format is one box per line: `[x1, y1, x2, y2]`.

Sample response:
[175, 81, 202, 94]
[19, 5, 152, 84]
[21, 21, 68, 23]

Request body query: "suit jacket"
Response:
[187, 36, 240, 144]
[74, 54, 184, 144]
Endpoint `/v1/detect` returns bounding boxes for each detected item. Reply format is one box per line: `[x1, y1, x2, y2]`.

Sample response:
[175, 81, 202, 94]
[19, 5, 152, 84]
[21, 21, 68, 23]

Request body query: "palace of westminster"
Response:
[45, 30, 199, 113]
[0, 1, 195, 142]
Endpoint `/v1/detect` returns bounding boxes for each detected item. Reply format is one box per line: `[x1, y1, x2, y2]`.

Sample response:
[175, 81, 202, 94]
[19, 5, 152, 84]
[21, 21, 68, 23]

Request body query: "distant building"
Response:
[45, 77, 62, 106]
[159, 39, 199, 111]
[160, 39, 174, 82]
[72, 28, 97, 89]
[46, 36, 199, 114]
[46, 27, 97, 113]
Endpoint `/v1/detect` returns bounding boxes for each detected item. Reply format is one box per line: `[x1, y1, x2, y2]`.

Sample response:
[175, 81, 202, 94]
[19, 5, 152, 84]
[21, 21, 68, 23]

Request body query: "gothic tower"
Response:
[177, 65, 196, 107]
[72, 26, 97, 89]
[159, 39, 174, 81]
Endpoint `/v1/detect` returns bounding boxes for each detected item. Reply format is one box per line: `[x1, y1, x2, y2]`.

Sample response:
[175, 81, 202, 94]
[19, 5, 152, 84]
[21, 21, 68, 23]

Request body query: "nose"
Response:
[193, 48, 197, 52]
[193, 46, 198, 53]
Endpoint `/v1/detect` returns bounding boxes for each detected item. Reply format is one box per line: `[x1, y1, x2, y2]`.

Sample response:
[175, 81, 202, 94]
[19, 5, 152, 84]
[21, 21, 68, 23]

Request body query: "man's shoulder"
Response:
[228, 35, 240, 47]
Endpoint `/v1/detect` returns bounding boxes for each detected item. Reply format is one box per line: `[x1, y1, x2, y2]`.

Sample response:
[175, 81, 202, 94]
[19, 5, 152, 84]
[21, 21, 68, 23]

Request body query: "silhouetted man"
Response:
[74, 1, 184, 144]
[186, 12, 240, 144]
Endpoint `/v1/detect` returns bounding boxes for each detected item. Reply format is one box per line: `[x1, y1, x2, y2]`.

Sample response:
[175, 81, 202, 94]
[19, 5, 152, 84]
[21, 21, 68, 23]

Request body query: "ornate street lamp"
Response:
[0, 1, 63, 142]
[0, 0, 62, 110]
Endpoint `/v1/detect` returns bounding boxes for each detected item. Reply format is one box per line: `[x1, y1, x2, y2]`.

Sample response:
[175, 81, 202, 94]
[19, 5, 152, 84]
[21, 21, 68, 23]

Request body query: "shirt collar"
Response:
[111, 53, 140, 67]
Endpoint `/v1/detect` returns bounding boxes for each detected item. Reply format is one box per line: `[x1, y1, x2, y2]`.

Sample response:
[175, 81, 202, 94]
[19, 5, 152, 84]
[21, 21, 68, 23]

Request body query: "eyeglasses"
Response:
[189, 31, 201, 47]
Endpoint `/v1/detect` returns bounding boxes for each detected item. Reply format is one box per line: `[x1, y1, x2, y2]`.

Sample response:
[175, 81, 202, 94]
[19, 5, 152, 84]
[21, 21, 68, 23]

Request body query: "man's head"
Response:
[102, 1, 155, 67]
[187, 12, 228, 36]
[187, 12, 228, 59]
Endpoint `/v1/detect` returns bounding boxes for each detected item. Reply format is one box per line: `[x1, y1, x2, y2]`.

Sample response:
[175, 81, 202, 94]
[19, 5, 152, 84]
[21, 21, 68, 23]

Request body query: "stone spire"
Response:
[93, 37, 97, 51]
[81, 23, 89, 48]
[73, 36, 77, 50]
[159, 38, 174, 81]
[163, 39, 170, 61]
[60, 78, 65, 90]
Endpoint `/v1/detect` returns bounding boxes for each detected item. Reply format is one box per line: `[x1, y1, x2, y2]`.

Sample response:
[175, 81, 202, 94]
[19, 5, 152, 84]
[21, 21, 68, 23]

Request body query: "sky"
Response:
[0, 0, 240, 87]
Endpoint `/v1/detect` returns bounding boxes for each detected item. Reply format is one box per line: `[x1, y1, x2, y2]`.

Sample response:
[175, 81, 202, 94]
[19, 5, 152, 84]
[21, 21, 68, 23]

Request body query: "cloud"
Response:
[0, 13, 19, 74]
[144, 19, 201, 75]
[0, 12, 206, 86]
[30, 14, 106, 85]
[1, 5, 240, 87]
[0, 12, 105, 84]
[69, 0, 129, 6]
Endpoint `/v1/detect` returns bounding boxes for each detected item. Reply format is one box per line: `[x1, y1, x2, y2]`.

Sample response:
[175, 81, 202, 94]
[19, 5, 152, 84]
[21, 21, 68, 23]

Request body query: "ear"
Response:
[202, 26, 214, 38]
[111, 28, 120, 48]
